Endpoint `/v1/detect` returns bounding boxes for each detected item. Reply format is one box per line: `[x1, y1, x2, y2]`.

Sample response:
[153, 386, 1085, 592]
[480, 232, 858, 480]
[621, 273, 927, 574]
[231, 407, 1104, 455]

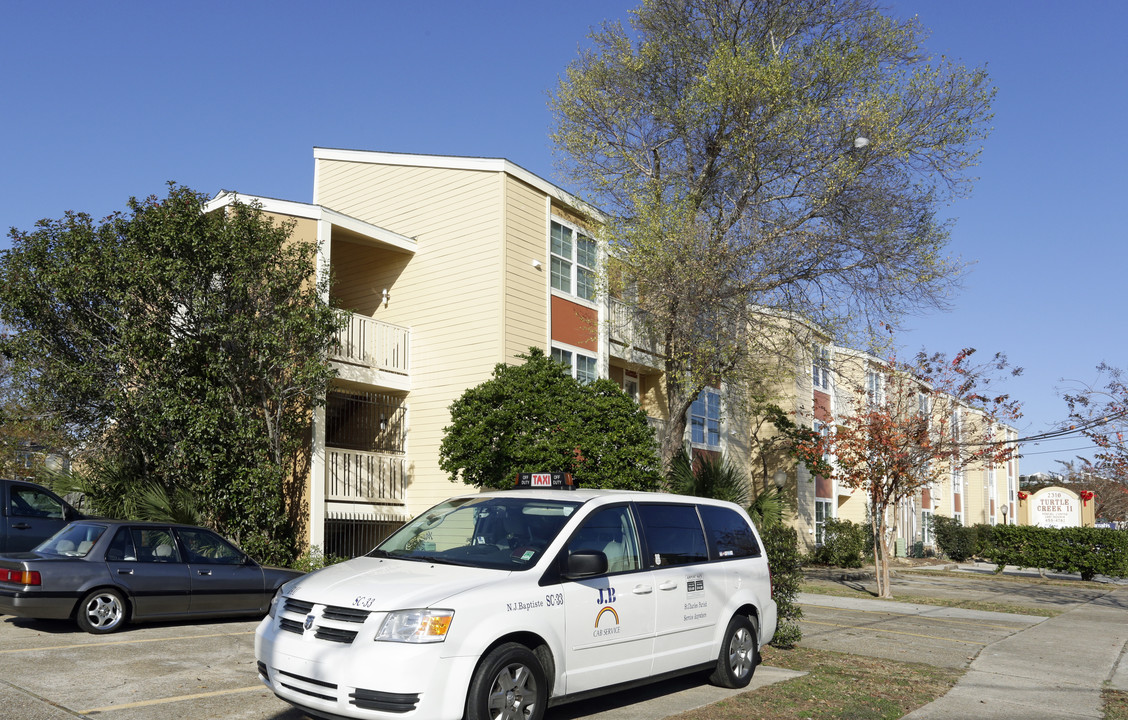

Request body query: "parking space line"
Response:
[0, 630, 253, 655]
[79, 685, 264, 715]
[801, 603, 1022, 630]
[802, 619, 988, 645]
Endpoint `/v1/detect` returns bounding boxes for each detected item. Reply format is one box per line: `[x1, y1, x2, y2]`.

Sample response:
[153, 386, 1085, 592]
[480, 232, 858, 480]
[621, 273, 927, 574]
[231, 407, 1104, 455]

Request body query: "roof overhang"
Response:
[312, 147, 605, 224]
[204, 191, 417, 254]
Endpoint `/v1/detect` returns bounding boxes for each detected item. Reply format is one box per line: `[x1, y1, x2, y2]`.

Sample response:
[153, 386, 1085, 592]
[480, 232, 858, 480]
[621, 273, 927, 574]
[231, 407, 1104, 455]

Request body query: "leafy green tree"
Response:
[440, 348, 661, 490]
[551, 0, 995, 467]
[0, 185, 341, 564]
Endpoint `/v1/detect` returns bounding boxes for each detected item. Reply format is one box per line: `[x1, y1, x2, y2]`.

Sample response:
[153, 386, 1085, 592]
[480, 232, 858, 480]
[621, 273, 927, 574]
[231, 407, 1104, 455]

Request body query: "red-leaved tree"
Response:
[831, 348, 1022, 598]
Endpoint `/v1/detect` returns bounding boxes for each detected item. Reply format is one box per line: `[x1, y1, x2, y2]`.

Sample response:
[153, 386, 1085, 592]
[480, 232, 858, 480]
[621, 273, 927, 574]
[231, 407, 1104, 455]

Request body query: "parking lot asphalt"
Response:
[2, 568, 1124, 720]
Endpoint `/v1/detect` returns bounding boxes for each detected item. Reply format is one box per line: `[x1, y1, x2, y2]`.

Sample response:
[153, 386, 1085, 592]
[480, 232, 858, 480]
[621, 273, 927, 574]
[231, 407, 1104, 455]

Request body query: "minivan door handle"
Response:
[197, 569, 212, 576]
[632, 584, 653, 595]
[659, 580, 678, 591]
[117, 568, 133, 575]
[11, 523, 31, 530]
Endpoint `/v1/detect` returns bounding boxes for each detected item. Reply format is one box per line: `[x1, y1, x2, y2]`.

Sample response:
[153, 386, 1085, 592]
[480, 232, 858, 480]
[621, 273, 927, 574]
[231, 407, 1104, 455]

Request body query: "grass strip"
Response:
[671, 646, 960, 720]
[800, 579, 1063, 617]
[1105, 690, 1128, 720]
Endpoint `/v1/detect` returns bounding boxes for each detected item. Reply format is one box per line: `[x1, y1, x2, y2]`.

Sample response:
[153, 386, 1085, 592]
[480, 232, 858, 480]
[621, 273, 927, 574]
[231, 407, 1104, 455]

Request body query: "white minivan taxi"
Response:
[255, 473, 777, 720]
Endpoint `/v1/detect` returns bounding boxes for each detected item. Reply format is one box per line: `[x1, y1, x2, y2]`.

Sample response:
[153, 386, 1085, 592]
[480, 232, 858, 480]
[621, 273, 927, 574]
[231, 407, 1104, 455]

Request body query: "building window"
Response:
[550, 220, 596, 302]
[812, 344, 831, 390]
[815, 499, 832, 545]
[921, 509, 933, 545]
[866, 368, 884, 406]
[552, 347, 597, 384]
[622, 376, 639, 402]
[691, 388, 721, 448]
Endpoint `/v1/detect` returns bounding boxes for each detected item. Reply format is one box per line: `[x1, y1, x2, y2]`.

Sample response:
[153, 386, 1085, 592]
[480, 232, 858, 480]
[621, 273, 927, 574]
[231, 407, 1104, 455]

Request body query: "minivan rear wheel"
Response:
[466, 642, 546, 720]
[709, 614, 758, 688]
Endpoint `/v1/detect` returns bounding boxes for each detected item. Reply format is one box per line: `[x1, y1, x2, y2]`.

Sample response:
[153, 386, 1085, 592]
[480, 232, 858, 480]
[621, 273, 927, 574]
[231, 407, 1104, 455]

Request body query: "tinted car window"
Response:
[106, 527, 138, 561]
[636, 504, 708, 567]
[699, 505, 761, 559]
[565, 506, 642, 574]
[176, 528, 244, 565]
[131, 528, 181, 563]
[10, 486, 65, 519]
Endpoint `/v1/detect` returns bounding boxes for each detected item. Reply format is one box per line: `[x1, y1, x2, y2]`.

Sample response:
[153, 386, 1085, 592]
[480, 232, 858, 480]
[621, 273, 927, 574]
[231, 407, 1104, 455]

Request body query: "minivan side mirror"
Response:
[563, 550, 607, 579]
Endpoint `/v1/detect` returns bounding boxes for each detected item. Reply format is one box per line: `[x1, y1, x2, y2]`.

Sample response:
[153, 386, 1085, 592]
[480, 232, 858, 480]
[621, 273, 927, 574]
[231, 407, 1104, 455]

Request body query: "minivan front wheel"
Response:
[466, 642, 546, 720]
[709, 614, 758, 688]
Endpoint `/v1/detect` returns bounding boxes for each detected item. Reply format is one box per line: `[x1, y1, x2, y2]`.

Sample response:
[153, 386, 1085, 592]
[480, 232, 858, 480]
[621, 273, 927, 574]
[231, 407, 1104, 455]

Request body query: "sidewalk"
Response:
[903, 588, 1128, 719]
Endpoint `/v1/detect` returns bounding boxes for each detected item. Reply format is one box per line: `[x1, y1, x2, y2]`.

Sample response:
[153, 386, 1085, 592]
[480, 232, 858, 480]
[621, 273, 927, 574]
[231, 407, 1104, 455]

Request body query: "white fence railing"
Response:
[609, 299, 659, 356]
[331, 312, 410, 375]
[326, 448, 406, 504]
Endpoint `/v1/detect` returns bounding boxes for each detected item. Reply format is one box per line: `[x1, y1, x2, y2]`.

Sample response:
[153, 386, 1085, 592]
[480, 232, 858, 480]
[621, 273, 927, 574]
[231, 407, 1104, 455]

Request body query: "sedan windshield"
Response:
[372, 497, 580, 570]
[36, 523, 108, 557]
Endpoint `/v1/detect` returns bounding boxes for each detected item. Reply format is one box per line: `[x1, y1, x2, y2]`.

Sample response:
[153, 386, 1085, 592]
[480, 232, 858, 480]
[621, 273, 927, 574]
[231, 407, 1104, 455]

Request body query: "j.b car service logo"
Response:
[593, 587, 620, 637]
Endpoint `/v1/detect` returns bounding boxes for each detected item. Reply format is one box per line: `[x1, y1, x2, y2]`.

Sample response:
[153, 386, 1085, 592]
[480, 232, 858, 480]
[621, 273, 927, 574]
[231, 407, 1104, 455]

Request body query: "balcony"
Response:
[331, 311, 411, 390]
[325, 448, 406, 507]
[609, 298, 662, 368]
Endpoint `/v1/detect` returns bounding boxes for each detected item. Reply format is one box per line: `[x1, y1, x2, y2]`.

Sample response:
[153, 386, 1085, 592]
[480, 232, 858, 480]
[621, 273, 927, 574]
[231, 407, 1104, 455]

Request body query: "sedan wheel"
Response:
[77, 588, 127, 634]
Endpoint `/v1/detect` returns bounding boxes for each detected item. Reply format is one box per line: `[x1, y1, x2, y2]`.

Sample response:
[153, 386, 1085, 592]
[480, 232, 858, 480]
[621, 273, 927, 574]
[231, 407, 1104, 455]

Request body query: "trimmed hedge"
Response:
[930, 516, 996, 562]
[985, 525, 1128, 581]
[808, 518, 871, 567]
[762, 524, 803, 647]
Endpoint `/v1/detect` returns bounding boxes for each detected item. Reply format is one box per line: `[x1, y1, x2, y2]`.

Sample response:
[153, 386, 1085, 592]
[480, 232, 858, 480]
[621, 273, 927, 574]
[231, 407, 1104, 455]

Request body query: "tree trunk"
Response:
[875, 514, 892, 599]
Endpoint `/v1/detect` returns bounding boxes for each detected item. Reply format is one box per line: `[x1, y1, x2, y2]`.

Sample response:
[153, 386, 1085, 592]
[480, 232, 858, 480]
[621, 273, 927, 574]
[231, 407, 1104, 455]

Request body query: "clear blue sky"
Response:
[2, 1, 1124, 474]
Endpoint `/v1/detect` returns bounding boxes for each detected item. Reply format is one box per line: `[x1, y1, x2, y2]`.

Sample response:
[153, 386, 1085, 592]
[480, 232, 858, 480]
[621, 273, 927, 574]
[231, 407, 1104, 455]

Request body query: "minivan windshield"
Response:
[371, 496, 580, 570]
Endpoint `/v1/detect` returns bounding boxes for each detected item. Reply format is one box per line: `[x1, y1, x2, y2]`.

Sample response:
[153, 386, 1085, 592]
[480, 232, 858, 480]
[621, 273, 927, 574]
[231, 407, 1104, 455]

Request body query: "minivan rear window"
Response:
[699, 505, 761, 559]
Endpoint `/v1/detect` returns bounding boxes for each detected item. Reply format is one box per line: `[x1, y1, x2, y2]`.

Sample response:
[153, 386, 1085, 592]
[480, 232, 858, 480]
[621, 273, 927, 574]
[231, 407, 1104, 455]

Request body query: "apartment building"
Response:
[768, 340, 1020, 554]
[212, 147, 1016, 558]
[211, 149, 722, 555]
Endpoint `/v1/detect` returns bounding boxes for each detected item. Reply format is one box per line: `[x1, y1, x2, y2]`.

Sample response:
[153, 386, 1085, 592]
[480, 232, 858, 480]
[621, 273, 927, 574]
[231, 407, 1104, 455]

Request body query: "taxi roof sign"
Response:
[514, 472, 575, 490]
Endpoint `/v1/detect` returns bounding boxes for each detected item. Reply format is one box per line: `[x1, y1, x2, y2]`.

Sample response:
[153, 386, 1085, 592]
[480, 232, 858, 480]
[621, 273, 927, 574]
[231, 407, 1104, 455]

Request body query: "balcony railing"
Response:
[609, 298, 660, 357]
[331, 312, 410, 375]
[325, 448, 406, 505]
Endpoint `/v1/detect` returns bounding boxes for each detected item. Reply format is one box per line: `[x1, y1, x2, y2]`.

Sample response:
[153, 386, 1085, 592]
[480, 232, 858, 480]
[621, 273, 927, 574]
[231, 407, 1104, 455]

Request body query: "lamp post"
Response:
[773, 469, 787, 494]
[1000, 502, 1008, 525]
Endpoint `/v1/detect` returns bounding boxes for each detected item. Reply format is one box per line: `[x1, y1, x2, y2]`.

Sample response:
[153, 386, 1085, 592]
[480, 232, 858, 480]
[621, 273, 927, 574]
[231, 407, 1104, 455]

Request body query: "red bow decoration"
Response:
[1080, 490, 1094, 506]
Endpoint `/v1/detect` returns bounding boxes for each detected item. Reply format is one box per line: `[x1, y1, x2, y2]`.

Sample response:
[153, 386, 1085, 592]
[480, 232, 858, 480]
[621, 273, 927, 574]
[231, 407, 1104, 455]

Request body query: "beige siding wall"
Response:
[318, 159, 512, 511]
[503, 176, 550, 359]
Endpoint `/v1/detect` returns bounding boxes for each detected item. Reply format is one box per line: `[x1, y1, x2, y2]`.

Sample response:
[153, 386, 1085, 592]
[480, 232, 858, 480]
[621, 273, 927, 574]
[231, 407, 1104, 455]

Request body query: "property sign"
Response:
[1029, 487, 1080, 528]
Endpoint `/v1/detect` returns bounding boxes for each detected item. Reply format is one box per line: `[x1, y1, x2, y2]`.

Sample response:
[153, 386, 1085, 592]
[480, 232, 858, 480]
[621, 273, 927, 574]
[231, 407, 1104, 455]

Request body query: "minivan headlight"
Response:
[375, 609, 454, 643]
[267, 588, 284, 619]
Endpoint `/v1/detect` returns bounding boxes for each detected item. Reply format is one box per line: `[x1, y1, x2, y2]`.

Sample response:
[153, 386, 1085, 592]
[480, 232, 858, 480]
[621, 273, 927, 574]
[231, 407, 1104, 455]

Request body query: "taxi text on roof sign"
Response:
[514, 472, 575, 490]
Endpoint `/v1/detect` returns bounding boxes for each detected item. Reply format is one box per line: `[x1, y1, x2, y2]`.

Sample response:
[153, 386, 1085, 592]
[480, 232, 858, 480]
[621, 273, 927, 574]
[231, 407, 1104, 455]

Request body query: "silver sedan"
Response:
[0, 520, 303, 633]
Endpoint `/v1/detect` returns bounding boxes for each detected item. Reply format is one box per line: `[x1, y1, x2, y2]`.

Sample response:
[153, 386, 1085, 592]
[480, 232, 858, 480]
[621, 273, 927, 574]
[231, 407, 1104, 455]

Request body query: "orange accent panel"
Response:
[814, 391, 832, 422]
[551, 296, 598, 351]
[815, 475, 832, 499]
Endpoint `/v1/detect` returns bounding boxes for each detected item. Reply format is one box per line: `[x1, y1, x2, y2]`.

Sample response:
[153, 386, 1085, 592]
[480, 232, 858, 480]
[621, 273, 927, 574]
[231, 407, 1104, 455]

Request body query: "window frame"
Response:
[551, 346, 598, 384]
[690, 387, 722, 449]
[812, 343, 831, 391]
[814, 498, 833, 546]
[550, 219, 597, 303]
